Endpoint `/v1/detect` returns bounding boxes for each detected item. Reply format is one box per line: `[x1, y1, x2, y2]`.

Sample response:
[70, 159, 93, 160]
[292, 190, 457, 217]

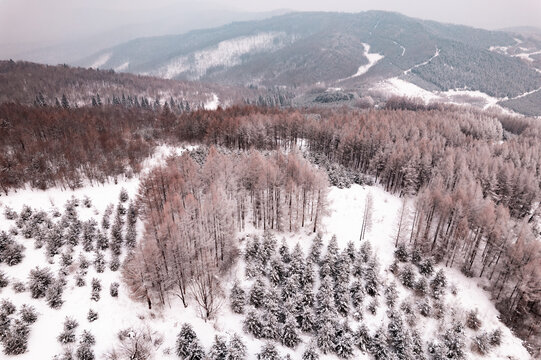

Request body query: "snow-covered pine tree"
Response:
[257, 343, 282, 360]
[353, 324, 371, 353]
[93, 251, 105, 273]
[334, 321, 354, 358]
[28, 266, 53, 298]
[243, 310, 263, 338]
[278, 238, 291, 264]
[110, 282, 119, 297]
[387, 310, 412, 359]
[309, 233, 323, 264]
[57, 317, 78, 344]
[430, 269, 447, 300]
[230, 280, 246, 314]
[350, 280, 364, 310]
[81, 220, 96, 252]
[400, 264, 415, 289]
[96, 230, 109, 251]
[209, 335, 228, 360]
[2, 319, 29, 355]
[302, 341, 320, 360]
[249, 278, 266, 308]
[19, 305, 38, 324]
[176, 323, 205, 360]
[385, 282, 398, 308]
[369, 326, 389, 360]
[227, 333, 247, 360]
[280, 313, 301, 348]
[46, 280, 64, 309]
[90, 278, 101, 302]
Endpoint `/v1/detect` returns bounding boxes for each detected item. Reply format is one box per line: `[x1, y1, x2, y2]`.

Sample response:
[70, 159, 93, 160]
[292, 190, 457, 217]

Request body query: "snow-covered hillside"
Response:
[0, 148, 531, 359]
[155, 32, 292, 80]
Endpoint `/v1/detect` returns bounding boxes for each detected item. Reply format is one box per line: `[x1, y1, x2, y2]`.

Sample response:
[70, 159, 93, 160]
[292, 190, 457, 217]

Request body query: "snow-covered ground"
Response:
[372, 77, 522, 115]
[339, 43, 384, 81]
[0, 174, 530, 359]
[204, 93, 220, 110]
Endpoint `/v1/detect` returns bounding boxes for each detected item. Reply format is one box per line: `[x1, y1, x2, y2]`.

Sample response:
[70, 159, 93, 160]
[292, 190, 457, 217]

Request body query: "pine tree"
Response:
[227, 333, 247, 360]
[90, 278, 101, 302]
[430, 269, 447, 300]
[369, 326, 389, 360]
[28, 266, 53, 298]
[316, 316, 336, 354]
[280, 313, 301, 348]
[334, 280, 350, 317]
[385, 282, 398, 308]
[19, 305, 38, 324]
[249, 278, 266, 308]
[243, 310, 262, 338]
[176, 323, 205, 360]
[400, 264, 415, 289]
[302, 342, 320, 360]
[96, 230, 109, 250]
[209, 335, 228, 360]
[387, 311, 411, 359]
[2, 319, 29, 355]
[334, 322, 354, 358]
[61, 94, 70, 109]
[0, 271, 8, 288]
[58, 317, 78, 344]
[350, 280, 365, 310]
[87, 309, 98, 322]
[110, 282, 119, 297]
[353, 324, 371, 353]
[230, 280, 246, 314]
[260, 309, 279, 340]
[309, 233, 323, 264]
[93, 251, 105, 273]
[257, 343, 281, 360]
[46, 280, 64, 309]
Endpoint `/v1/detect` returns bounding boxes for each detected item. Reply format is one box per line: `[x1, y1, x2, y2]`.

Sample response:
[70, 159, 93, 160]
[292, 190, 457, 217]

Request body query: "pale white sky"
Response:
[0, 0, 540, 46]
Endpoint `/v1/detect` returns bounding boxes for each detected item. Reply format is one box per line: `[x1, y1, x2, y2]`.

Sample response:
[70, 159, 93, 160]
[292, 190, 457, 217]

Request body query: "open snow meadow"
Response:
[0, 146, 530, 359]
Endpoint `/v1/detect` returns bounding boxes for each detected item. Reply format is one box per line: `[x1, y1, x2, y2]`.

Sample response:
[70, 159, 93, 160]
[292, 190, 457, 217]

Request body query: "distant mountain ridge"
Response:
[77, 11, 541, 97]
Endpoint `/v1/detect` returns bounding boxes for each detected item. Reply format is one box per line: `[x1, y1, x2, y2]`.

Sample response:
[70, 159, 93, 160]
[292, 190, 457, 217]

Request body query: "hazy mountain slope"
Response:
[78, 11, 541, 99]
[0, 60, 256, 107]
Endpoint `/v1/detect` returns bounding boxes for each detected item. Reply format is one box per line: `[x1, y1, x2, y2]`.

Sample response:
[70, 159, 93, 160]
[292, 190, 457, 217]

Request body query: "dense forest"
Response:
[124, 149, 328, 314]
[1, 100, 540, 353]
[0, 60, 253, 107]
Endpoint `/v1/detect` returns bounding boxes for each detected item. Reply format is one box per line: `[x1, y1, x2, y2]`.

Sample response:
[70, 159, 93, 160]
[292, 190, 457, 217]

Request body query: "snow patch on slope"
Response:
[90, 53, 111, 69]
[204, 93, 220, 110]
[156, 32, 290, 80]
[340, 43, 384, 81]
[114, 61, 129, 72]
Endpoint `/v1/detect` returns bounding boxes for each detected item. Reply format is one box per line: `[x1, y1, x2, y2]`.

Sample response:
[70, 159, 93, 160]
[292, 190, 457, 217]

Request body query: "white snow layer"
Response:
[341, 43, 384, 81]
[90, 53, 111, 69]
[0, 151, 531, 359]
[156, 32, 290, 80]
[204, 93, 220, 110]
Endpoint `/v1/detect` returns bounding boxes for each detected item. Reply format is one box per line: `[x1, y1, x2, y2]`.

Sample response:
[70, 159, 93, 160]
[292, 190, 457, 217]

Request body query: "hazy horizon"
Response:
[0, 0, 540, 61]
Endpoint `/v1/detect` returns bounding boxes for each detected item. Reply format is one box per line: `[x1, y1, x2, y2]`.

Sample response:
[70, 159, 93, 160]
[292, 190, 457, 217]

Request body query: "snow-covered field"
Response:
[0, 147, 531, 359]
[372, 77, 522, 115]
